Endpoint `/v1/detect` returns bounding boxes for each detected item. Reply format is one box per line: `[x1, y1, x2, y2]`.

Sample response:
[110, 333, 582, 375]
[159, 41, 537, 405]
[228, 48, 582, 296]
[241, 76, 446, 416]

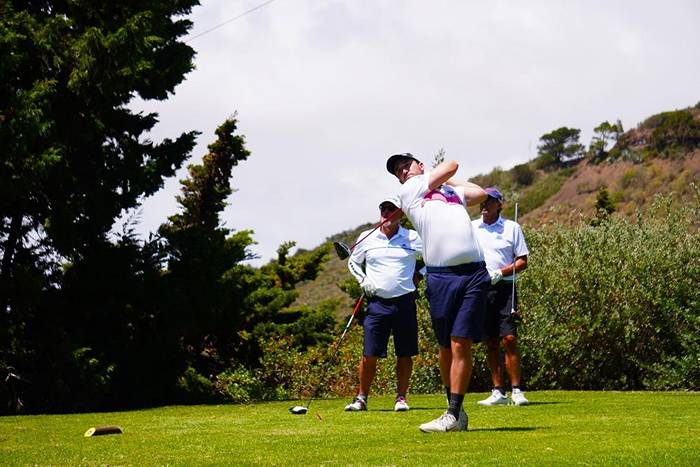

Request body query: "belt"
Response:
[426, 261, 485, 274]
[370, 291, 415, 303]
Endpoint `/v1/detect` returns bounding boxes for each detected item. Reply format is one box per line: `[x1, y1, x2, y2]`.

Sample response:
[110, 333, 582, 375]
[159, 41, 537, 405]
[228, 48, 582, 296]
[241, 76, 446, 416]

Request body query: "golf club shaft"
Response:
[304, 293, 365, 409]
[511, 202, 518, 314]
[349, 208, 402, 250]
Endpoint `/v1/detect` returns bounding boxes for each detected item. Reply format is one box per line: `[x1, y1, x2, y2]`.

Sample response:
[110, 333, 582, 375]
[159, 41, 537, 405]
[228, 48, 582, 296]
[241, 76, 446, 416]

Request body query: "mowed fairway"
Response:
[1, 391, 698, 465]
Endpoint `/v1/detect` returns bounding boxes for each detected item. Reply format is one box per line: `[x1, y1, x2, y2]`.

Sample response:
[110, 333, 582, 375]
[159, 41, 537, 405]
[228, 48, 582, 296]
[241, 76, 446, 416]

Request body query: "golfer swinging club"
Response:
[472, 187, 530, 406]
[387, 153, 489, 433]
[345, 196, 423, 412]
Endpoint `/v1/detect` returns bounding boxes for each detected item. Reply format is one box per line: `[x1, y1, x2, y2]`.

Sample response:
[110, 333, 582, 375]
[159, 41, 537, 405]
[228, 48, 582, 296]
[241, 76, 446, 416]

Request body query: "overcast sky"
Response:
[131, 0, 700, 266]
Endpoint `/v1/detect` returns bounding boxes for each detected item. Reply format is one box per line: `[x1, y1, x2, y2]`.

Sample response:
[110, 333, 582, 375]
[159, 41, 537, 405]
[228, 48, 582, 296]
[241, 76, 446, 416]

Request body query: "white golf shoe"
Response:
[394, 396, 409, 412]
[477, 389, 510, 406]
[419, 412, 461, 432]
[511, 388, 529, 406]
[344, 397, 367, 411]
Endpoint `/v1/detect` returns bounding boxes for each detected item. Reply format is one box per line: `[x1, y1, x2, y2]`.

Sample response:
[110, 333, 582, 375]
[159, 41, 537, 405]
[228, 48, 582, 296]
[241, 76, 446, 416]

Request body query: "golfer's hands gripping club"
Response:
[488, 269, 503, 285]
[360, 277, 378, 297]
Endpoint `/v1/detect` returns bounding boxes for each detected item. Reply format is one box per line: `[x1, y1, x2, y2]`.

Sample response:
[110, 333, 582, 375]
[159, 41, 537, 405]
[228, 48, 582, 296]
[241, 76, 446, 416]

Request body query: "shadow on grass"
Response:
[470, 426, 542, 432]
[370, 401, 565, 412]
[371, 406, 445, 412]
[521, 401, 566, 406]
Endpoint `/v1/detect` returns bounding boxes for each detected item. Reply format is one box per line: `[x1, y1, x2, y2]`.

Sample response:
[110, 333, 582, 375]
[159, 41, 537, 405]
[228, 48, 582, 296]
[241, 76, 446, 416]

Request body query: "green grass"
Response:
[1, 391, 699, 465]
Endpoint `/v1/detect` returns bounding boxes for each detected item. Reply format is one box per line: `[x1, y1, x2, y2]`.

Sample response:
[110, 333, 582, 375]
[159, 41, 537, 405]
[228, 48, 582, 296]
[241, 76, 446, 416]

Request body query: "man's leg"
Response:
[502, 334, 528, 405]
[485, 337, 503, 388]
[348, 299, 390, 411]
[394, 356, 413, 412]
[444, 337, 472, 428]
[420, 341, 468, 432]
[396, 356, 412, 395]
[502, 335, 521, 387]
[438, 346, 452, 389]
[449, 336, 472, 394]
[345, 355, 377, 411]
[478, 337, 509, 406]
[359, 355, 378, 395]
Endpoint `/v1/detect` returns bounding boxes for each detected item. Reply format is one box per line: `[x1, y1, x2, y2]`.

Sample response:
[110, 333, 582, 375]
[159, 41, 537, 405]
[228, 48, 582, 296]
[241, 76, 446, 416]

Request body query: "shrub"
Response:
[175, 367, 217, 404]
[238, 189, 700, 398]
[640, 109, 700, 155]
[511, 163, 535, 186]
[519, 193, 700, 390]
[215, 367, 269, 403]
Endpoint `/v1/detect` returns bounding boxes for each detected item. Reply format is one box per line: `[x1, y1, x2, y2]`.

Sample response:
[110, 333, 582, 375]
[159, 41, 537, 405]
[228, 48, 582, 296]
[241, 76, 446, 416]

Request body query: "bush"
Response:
[519, 193, 700, 390]
[511, 163, 535, 186]
[230, 190, 700, 398]
[175, 367, 217, 404]
[640, 109, 700, 155]
[215, 367, 269, 403]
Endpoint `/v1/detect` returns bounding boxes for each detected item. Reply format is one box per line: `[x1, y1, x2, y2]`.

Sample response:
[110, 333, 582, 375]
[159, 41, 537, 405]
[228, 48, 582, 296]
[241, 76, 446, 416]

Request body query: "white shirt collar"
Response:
[479, 215, 504, 227]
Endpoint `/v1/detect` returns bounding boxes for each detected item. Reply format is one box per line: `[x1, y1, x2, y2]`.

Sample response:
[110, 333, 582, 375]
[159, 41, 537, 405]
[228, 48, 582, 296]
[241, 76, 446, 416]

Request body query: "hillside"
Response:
[293, 224, 371, 313]
[293, 104, 700, 311]
[523, 152, 700, 226]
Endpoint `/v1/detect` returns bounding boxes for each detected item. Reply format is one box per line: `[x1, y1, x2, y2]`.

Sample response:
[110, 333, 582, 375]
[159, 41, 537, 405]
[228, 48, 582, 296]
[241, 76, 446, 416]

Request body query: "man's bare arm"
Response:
[428, 160, 459, 190]
[445, 179, 487, 206]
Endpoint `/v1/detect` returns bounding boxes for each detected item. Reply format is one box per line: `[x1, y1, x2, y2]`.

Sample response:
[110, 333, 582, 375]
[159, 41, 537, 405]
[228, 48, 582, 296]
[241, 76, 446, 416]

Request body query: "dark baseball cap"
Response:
[386, 153, 420, 175]
[484, 187, 504, 202]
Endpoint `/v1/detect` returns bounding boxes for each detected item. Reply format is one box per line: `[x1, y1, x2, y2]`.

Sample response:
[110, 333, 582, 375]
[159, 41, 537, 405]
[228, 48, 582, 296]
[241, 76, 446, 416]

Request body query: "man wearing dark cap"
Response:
[472, 187, 530, 406]
[386, 153, 489, 432]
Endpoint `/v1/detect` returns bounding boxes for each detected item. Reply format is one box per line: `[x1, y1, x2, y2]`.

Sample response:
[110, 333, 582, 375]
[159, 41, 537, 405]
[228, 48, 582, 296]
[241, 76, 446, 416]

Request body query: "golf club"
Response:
[333, 207, 402, 260]
[510, 202, 521, 322]
[290, 293, 366, 415]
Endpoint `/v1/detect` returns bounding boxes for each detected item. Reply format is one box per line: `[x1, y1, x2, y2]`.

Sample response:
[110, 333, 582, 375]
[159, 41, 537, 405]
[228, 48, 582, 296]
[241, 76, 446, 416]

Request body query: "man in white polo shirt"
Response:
[386, 152, 489, 433]
[344, 195, 423, 412]
[472, 187, 530, 406]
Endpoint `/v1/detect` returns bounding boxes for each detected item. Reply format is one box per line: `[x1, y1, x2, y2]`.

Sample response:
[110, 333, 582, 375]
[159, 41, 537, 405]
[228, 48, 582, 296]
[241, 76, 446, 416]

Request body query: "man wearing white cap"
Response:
[472, 187, 530, 406]
[344, 196, 423, 412]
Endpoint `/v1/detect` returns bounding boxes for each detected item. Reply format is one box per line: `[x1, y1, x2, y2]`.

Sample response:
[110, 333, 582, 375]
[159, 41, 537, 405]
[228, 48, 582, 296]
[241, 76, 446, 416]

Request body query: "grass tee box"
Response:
[1, 391, 699, 465]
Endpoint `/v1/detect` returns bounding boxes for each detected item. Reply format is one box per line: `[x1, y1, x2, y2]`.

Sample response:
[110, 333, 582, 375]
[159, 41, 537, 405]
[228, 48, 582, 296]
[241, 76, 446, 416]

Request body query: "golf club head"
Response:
[333, 241, 351, 260]
[289, 405, 308, 415]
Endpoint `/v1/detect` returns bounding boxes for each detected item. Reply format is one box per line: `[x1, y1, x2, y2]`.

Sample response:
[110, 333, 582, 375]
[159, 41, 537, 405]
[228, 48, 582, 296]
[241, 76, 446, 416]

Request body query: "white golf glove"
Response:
[360, 277, 378, 297]
[489, 269, 503, 285]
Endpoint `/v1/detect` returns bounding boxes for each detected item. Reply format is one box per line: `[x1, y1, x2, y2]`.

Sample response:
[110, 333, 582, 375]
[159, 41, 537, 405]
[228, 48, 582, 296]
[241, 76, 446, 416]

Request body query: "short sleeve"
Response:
[513, 224, 529, 257]
[398, 172, 430, 211]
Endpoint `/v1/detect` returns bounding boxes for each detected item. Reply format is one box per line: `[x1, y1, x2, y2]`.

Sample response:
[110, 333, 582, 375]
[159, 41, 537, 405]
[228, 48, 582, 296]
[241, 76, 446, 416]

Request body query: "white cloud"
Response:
[131, 0, 700, 265]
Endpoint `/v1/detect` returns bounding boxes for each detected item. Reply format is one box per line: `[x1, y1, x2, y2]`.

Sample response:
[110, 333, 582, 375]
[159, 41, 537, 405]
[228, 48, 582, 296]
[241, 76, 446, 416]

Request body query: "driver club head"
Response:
[333, 241, 351, 260]
[289, 405, 308, 415]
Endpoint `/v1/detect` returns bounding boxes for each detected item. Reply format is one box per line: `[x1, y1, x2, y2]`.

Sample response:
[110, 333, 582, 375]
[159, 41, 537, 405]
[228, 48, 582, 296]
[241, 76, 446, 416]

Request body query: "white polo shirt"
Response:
[348, 226, 423, 299]
[472, 215, 529, 282]
[397, 171, 484, 267]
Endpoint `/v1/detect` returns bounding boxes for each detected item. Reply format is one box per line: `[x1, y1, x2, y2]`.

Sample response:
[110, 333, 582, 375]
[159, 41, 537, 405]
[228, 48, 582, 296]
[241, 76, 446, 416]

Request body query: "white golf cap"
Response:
[378, 195, 400, 208]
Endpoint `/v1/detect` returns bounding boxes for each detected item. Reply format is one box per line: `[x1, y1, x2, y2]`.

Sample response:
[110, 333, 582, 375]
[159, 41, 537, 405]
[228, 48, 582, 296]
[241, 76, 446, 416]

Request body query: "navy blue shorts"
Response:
[484, 281, 519, 339]
[363, 292, 418, 358]
[425, 262, 490, 347]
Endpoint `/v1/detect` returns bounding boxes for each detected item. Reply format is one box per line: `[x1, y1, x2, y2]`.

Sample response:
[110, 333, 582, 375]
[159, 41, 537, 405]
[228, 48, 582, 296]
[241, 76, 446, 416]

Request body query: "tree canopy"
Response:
[536, 127, 585, 169]
[1, 0, 200, 305]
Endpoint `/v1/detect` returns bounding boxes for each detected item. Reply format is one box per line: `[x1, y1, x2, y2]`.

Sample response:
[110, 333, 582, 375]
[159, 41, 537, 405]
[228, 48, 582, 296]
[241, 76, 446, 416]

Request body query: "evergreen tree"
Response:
[588, 120, 623, 164]
[0, 0, 199, 411]
[159, 118, 334, 379]
[592, 186, 616, 226]
[536, 127, 585, 169]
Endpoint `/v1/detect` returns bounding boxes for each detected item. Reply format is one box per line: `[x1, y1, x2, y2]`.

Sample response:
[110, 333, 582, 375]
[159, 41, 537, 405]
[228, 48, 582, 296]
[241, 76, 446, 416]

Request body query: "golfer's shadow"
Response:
[469, 427, 541, 432]
[373, 406, 443, 412]
[516, 401, 565, 406]
[373, 400, 565, 412]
